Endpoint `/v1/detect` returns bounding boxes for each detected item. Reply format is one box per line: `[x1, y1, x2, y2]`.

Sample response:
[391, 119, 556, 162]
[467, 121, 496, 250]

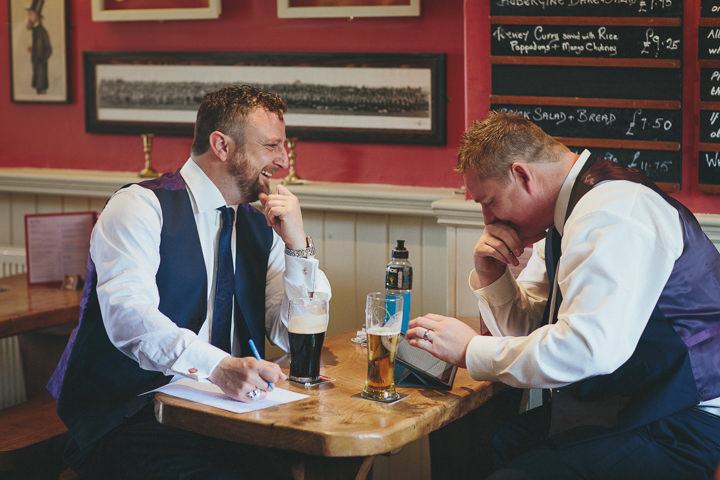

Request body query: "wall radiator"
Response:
[0, 246, 27, 409]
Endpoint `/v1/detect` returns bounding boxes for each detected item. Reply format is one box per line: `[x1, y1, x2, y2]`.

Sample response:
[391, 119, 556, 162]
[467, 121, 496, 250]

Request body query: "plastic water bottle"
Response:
[385, 240, 412, 333]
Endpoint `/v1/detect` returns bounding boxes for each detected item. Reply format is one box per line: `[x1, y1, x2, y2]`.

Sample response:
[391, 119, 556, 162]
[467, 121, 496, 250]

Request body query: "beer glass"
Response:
[362, 292, 403, 401]
[288, 295, 329, 383]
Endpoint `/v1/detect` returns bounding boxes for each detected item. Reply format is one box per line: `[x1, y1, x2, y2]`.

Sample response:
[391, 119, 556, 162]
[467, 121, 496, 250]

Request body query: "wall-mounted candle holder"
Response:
[282, 137, 306, 185]
[139, 133, 160, 178]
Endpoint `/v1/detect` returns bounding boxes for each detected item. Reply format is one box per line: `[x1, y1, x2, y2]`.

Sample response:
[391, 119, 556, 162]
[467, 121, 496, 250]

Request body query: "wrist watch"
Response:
[284, 235, 315, 258]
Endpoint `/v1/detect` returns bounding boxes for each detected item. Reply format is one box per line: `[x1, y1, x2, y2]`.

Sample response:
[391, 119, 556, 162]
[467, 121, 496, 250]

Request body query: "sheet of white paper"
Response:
[148, 378, 308, 414]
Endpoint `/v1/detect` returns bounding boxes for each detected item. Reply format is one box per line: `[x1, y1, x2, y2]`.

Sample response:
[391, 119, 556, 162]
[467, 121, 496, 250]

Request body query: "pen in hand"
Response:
[248, 339, 273, 390]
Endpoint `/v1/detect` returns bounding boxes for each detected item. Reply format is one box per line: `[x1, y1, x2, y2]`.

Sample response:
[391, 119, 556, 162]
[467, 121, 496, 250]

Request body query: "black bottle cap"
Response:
[392, 240, 409, 259]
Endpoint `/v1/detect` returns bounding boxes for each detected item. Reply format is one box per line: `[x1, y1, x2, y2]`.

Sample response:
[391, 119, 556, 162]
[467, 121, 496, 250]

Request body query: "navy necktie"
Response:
[542, 225, 562, 325]
[211, 206, 234, 353]
[542, 226, 562, 407]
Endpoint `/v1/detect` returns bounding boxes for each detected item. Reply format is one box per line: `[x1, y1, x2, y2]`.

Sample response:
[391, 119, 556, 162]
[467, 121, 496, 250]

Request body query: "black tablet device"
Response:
[394, 334, 457, 389]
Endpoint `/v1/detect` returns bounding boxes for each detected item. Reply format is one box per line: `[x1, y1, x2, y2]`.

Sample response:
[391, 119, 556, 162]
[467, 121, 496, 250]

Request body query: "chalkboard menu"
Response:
[489, 6, 683, 190]
[490, 1, 681, 17]
[699, 1, 720, 193]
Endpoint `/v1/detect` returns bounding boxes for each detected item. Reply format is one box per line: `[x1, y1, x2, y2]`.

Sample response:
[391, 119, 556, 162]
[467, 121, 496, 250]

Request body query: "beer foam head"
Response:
[289, 313, 327, 334]
[366, 326, 400, 336]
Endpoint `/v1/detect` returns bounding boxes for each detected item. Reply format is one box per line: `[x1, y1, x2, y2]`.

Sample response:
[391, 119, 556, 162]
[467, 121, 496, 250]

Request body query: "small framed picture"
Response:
[8, 0, 69, 103]
[277, 0, 420, 19]
[91, 0, 221, 22]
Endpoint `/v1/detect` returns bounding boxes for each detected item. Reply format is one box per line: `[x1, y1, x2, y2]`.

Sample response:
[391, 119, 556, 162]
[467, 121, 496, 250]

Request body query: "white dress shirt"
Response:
[465, 150, 720, 412]
[90, 158, 331, 381]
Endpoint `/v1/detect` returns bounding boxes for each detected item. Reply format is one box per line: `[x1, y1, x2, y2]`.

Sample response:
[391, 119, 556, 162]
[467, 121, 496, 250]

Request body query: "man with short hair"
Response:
[49, 85, 331, 478]
[407, 112, 720, 479]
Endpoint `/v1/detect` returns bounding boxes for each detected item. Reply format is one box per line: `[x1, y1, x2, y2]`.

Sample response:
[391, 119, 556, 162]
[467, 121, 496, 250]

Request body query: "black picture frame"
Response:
[83, 51, 446, 145]
[8, 0, 70, 103]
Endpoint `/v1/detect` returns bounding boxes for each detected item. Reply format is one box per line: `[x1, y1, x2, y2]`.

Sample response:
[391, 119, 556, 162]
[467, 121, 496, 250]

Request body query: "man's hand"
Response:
[258, 184, 306, 249]
[208, 356, 287, 402]
[405, 314, 479, 368]
[473, 223, 526, 287]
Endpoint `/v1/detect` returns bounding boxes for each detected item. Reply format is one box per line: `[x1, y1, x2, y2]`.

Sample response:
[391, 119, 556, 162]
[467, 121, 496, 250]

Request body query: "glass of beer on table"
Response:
[362, 291, 403, 402]
[288, 295, 329, 383]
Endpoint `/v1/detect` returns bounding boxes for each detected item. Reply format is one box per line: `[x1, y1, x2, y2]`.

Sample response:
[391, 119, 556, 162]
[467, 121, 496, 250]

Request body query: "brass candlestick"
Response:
[282, 137, 306, 185]
[139, 133, 160, 178]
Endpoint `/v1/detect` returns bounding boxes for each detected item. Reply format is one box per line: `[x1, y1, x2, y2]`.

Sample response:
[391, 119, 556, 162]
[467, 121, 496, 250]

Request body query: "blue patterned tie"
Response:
[542, 225, 562, 325]
[542, 225, 562, 407]
[211, 206, 234, 353]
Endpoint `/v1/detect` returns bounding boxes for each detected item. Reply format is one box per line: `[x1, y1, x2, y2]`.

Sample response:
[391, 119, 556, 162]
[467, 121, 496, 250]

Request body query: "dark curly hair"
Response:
[191, 85, 287, 155]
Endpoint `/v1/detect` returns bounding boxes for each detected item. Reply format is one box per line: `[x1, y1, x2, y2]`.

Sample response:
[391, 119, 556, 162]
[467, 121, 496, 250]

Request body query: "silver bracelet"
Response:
[284, 236, 315, 258]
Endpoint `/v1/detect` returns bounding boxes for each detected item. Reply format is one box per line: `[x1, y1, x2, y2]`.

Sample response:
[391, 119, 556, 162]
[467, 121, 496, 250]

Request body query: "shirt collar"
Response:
[180, 158, 230, 213]
[554, 149, 591, 236]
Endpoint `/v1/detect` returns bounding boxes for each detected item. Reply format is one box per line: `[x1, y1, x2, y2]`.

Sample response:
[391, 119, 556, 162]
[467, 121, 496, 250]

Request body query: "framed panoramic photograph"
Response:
[8, 0, 69, 103]
[277, 0, 420, 18]
[83, 51, 446, 144]
[91, 0, 221, 22]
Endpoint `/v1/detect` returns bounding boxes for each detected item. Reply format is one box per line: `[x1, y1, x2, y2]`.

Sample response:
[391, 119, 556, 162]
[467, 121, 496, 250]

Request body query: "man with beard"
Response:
[48, 85, 331, 479]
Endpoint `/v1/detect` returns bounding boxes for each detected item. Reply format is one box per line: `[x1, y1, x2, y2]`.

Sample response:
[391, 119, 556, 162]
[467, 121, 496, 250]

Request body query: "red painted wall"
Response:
[1, 1, 718, 213]
[0, 0, 465, 188]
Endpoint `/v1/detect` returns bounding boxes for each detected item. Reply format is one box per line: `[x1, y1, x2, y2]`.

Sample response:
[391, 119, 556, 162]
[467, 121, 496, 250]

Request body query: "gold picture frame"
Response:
[277, 0, 419, 19]
[91, 0, 221, 22]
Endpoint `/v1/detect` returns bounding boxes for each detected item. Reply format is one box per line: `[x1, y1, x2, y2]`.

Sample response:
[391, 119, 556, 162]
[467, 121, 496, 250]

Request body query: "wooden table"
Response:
[155, 330, 510, 479]
[0, 274, 82, 476]
[0, 274, 82, 339]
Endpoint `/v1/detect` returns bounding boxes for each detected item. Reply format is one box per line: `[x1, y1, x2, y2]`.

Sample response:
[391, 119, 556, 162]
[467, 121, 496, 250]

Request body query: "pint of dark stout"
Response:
[362, 292, 403, 402]
[288, 296, 328, 383]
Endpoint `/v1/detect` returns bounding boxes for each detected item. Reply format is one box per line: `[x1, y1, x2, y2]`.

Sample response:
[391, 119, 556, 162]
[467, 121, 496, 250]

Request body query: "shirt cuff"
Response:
[465, 334, 505, 381]
[469, 268, 518, 307]
[284, 255, 320, 291]
[170, 339, 230, 381]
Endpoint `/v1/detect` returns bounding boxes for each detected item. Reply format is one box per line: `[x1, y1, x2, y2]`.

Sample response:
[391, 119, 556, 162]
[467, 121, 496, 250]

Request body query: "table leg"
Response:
[17, 328, 71, 398]
[289, 454, 375, 480]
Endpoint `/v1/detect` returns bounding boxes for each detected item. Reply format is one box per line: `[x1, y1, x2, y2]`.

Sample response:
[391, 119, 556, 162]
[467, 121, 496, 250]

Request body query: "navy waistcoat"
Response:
[47, 171, 273, 453]
[546, 157, 720, 440]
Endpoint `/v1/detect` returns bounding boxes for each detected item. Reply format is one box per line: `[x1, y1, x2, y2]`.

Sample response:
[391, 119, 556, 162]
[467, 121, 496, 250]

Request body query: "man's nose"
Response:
[278, 142, 289, 169]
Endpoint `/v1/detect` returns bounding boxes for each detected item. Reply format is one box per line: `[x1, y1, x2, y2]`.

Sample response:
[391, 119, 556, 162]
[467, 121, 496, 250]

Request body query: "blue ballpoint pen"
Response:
[248, 339, 273, 390]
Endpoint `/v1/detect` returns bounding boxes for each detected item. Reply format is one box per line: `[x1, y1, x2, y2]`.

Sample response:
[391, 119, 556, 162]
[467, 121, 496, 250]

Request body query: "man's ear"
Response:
[208, 131, 231, 162]
[510, 163, 533, 194]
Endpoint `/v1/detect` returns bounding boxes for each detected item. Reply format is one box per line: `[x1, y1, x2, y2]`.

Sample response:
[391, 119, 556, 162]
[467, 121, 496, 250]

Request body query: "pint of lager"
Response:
[362, 292, 403, 402]
[288, 296, 329, 383]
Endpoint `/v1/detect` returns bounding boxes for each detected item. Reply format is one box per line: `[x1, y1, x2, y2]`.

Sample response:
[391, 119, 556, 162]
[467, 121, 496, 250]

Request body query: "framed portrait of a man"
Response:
[8, 0, 69, 103]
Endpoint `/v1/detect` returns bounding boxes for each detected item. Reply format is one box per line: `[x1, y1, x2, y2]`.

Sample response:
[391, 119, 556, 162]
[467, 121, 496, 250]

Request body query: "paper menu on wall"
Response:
[24, 211, 97, 285]
[149, 377, 309, 414]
